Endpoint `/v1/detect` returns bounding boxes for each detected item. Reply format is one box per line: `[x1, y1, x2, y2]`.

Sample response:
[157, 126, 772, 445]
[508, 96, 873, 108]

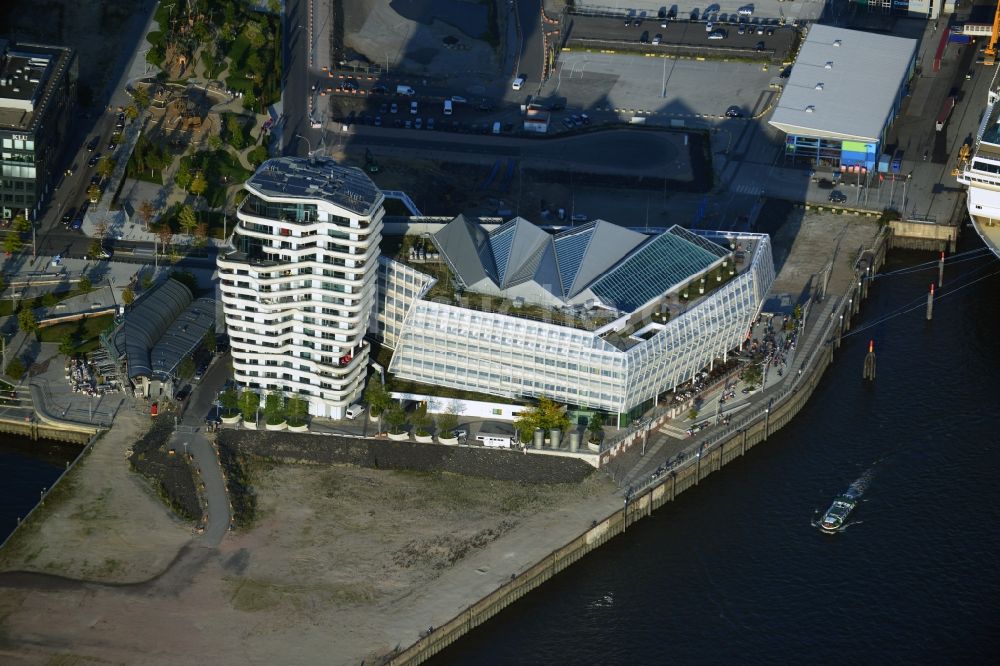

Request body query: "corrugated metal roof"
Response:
[768, 25, 917, 143]
[123, 279, 217, 380]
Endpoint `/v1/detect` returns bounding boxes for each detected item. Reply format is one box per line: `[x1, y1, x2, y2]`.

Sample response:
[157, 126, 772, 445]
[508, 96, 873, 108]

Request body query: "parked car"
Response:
[410, 100, 418, 115]
[652, 33, 662, 45]
[175, 385, 192, 402]
[725, 106, 743, 118]
[374, 115, 382, 126]
[414, 117, 422, 129]
[427, 117, 435, 130]
[88, 152, 101, 168]
[61, 207, 75, 226]
[512, 75, 525, 91]
[390, 102, 398, 114]
[86, 136, 99, 152]
[829, 190, 848, 204]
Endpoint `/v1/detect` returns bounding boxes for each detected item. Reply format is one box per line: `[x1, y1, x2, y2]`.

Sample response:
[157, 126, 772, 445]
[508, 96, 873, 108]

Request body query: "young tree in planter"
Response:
[436, 410, 458, 438]
[384, 402, 407, 434]
[78, 275, 93, 293]
[264, 391, 285, 424]
[58, 333, 77, 357]
[364, 377, 391, 417]
[122, 287, 135, 305]
[178, 355, 196, 379]
[741, 363, 763, 388]
[220, 387, 239, 416]
[411, 403, 433, 437]
[286, 395, 308, 426]
[587, 412, 605, 444]
[514, 396, 571, 443]
[203, 329, 217, 354]
[238, 389, 260, 422]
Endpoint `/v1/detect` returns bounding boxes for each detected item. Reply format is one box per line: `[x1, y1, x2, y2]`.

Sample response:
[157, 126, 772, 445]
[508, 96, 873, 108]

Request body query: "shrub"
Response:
[5, 357, 25, 381]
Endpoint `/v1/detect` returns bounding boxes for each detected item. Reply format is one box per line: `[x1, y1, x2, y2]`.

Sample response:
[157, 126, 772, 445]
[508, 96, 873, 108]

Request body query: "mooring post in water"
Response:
[938, 251, 945, 288]
[863, 339, 877, 381]
[926, 283, 934, 321]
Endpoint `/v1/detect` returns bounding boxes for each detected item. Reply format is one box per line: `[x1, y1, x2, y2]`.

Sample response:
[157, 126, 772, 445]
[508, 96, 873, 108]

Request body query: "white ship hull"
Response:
[959, 71, 1000, 259]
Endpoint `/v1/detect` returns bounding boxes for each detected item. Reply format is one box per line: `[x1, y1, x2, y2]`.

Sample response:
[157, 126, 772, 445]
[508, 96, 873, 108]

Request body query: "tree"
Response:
[363, 377, 392, 416]
[12, 215, 30, 233]
[688, 407, 699, 421]
[193, 222, 208, 247]
[190, 171, 208, 205]
[207, 134, 223, 151]
[86, 184, 102, 204]
[242, 90, 258, 114]
[513, 396, 570, 442]
[133, 85, 150, 109]
[141, 274, 154, 291]
[122, 286, 135, 305]
[225, 114, 245, 149]
[436, 410, 458, 437]
[138, 200, 155, 232]
[238, 389, 259, 422]
[220, 387, 239, 415]
[158, 227, 173, 253]
[178, 355, 196, 380]
[412, 403, 433, 437]
[78, 275, 93, 293]
[88, 236, 104, 259]
[178, 204, 198, 236]
[587, 412, 605, 444]
[264, 391, 284, 424]
[17, 307, 37, 334]
[125, 104, 140, 120]
[384, 402, 407, 434]
[170, 270, 198, 294]
[0, 274, 5, 294]
[42, 292, 58, 308]
[175, 161, 192, 190]
[5, 357, 25, 381]
[247, 144, 269, 166]
[4, 232, 23, 255]
[741, 362, 763, 388]
[286, 395, 307, 426]
[97, 156, 116, 180]
[58, 333, 76, 356]
[203, 329, 217, 354]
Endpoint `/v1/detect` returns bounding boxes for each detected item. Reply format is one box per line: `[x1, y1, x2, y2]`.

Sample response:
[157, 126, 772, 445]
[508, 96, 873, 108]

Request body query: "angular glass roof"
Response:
[668, 226, 730, 258]
[553, 226, 594, 296]
[489, 224, 516, 284]
[591, 232, 724, 312]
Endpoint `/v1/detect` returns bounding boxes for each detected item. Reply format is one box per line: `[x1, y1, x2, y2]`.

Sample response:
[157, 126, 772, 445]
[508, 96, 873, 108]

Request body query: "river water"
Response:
[0, 434, 79, 541]
[433, 240, 1000, 664]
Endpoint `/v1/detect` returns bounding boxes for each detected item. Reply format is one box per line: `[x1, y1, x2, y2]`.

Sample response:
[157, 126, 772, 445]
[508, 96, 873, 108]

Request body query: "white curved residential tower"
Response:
[218, 157, 384, 419]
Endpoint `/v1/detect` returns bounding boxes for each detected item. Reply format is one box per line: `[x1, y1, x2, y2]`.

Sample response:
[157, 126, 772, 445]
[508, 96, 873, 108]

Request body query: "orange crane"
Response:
[985, 3, 1000, 65]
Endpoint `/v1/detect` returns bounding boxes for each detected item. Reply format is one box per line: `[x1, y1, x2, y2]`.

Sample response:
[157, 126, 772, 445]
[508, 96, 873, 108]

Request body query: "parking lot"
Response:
[568, 1, 827, 25]
[543, 52, 777, 119]
[566, 14, 798, 62]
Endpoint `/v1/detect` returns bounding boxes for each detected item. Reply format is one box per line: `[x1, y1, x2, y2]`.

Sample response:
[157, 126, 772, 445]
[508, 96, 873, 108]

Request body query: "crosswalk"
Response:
[734, 183, 765, 196]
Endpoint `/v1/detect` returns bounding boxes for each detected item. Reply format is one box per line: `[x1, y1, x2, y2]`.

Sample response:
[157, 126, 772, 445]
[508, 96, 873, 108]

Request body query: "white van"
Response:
[492, 121, 501, 134]
[345, 404, 365, 419]
[396, 85, 416, 96]
[443, 99, 453, 115]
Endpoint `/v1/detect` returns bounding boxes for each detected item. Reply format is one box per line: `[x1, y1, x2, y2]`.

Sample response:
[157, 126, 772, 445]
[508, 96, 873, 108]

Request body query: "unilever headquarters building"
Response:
[221, 158, 775, 422]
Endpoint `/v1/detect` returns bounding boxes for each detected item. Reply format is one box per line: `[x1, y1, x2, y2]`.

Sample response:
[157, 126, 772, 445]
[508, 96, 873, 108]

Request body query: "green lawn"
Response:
[38, 313, 115, 355]
[178, 149, 252, 209]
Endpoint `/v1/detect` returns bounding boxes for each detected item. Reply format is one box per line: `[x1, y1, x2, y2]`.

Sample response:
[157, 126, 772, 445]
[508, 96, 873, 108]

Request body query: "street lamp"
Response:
[295, 133, 312, 156]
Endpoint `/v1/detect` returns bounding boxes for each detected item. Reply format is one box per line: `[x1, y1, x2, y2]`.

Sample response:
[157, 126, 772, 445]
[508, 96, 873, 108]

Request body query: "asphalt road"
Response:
[283, 0, 321, 157]
[515, 0, 545, 94]
[171, 353, 232, 546]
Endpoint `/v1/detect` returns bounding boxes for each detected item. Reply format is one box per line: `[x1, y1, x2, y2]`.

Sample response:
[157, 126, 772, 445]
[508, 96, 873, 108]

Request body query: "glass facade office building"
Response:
[377, 218, 775, 419]
[0, 40, 77, 222]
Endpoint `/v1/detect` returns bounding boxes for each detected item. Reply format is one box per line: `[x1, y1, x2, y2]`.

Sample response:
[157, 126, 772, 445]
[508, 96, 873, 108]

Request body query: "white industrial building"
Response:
[375, 216, 775, 421]
[217, 157, 383, 419]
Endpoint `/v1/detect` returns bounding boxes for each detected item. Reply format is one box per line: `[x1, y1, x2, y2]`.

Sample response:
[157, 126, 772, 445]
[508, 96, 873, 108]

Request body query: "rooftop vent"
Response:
[815, 83, 824, 90]
[825, 61, 833, 69]
[833, 39, 842, 47]
[805, 105, 815, 113]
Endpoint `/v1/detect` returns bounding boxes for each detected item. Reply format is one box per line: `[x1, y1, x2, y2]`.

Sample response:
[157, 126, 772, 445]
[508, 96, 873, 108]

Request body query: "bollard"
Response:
[926, 283, 934, 320]
[938, 251, 945, 288]
[862, 340, 877, 381]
